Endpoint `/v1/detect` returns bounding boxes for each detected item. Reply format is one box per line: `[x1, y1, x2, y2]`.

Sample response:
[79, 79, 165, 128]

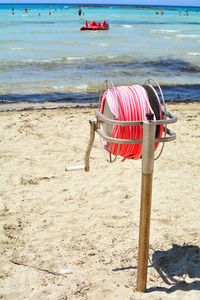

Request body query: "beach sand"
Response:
[0, 103, 200, 300]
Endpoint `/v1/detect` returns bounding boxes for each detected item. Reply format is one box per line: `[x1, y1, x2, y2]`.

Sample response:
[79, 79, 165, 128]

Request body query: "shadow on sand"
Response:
[147, 244, 200, 293]
[113, 244, 200, 293]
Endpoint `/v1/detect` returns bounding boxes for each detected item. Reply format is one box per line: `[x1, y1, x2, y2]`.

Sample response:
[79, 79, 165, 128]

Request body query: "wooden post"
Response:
[85, 120, 96, 172]
[137, 120, 156, 292]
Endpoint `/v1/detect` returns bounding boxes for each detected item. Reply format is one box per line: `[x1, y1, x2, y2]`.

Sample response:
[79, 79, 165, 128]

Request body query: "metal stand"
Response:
[65, 79, 177, 293]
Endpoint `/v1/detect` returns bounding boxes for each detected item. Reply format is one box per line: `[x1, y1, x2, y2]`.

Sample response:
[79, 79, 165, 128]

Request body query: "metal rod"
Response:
[96, 110, 143, 126]
[96, 128, 176, 145]
[96, 110, 177, 126]
[137, 121, 156, 292]
[96, 128, 143, 144]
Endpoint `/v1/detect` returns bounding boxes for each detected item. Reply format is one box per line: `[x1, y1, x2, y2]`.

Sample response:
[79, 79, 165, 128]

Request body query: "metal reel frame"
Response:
[66, 79, 177, 172]
[99, 79, 121, 163]
[98, 78, 171, 163]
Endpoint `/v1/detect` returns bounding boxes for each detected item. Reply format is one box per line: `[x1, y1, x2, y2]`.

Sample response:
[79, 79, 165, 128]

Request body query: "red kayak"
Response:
[80, 20, 109, 31]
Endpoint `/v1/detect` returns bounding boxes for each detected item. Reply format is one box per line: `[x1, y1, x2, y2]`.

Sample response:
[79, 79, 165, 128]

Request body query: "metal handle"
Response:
[65, 120, 96, 172]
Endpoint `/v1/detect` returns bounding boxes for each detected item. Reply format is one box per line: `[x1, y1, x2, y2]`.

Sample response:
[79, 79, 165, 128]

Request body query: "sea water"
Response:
[0, 4, 200, 103]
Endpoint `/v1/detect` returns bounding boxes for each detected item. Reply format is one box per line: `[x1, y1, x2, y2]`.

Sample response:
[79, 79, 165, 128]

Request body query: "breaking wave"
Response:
[1, 56, 200, 74]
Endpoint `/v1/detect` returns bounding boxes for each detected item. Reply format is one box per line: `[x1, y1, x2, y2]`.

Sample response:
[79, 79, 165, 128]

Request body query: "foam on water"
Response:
[67, 57, 86, 61]
[151, 29, 180, 33]
[176, 34, 200, 38]
[187, 52, 200, 56]
[10, 47, 23, 50]
[53, 84, 88, 92]
[122, 24, 133, 28]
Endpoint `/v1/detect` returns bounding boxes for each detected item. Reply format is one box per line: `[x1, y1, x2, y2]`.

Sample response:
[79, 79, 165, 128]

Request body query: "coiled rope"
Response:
[100, 84, 164, 160]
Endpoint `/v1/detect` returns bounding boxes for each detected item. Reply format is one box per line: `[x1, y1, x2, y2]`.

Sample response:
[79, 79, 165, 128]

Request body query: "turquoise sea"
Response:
[0, 4, 200, 103]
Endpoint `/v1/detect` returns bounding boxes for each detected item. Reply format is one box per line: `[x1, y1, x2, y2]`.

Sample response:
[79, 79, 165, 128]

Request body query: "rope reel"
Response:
[66, 78, 177, 172]
[98, 79, 167, 163]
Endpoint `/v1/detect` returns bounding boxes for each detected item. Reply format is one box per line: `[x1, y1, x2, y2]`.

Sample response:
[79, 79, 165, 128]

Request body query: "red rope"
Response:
[100, 85, 163, 160]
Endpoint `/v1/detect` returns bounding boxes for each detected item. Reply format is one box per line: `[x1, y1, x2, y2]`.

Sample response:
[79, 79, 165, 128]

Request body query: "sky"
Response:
[0, 0, 199, 7]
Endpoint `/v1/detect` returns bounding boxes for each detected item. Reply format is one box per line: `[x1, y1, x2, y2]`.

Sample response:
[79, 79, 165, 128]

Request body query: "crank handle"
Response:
[65, 165, 86, 172]
[65, 120, 96, 173]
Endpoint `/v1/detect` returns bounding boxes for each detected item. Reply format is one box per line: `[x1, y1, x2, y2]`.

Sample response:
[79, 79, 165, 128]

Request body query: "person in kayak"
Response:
[102, 20, 107, 27]
[80, 19, 109, 31]
[89, 20, 96, 27]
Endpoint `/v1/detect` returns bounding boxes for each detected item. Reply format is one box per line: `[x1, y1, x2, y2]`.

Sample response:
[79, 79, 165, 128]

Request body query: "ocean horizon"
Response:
[0, 3, 200, 104]
[1, 4, 199, 8]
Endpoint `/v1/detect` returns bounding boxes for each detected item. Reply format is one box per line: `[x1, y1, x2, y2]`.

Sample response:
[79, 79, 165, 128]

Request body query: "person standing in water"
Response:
[185, 9, 189, 16]
[78, 7, 82, 16]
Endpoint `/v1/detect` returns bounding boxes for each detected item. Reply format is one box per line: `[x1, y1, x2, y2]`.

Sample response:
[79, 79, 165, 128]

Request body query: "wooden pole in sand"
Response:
[137, 119, 156, 292]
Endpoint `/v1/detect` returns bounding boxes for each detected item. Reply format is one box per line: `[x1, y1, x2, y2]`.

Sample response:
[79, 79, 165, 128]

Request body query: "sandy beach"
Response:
[0, 102, 200, 300]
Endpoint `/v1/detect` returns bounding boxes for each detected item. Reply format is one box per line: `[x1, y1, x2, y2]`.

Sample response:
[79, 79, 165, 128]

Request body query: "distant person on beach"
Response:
[185, 10, 189, 16]
[11, 8, 14, 15]
[78, 7, 82, 16]
[49, 11, 51, 16]
[179, 10, 181, 16]
[161, 9, 164, 15]
[25, 7, 27, 13]
[155, 9, 159, 15]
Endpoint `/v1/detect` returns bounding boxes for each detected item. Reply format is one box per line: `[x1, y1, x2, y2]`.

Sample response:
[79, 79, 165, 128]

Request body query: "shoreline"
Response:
[0, 102, 99, 112]
[0, 99, 199, 112]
